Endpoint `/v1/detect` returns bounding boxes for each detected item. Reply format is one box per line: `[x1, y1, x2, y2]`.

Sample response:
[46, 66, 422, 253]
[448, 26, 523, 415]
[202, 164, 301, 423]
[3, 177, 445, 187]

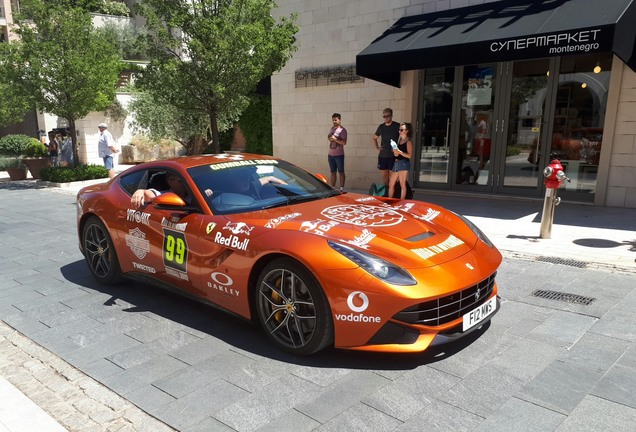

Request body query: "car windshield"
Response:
[187, 159, 338, 214]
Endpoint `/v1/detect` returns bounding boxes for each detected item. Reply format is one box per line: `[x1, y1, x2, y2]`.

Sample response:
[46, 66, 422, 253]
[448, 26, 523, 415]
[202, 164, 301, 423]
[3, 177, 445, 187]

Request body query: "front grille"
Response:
[366, 321, 420, 346]
[393, 272, 497, 326]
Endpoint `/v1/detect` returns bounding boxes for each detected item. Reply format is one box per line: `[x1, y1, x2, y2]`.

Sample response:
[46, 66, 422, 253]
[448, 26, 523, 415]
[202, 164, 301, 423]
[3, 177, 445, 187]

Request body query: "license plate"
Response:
[462, 296, 497, 331]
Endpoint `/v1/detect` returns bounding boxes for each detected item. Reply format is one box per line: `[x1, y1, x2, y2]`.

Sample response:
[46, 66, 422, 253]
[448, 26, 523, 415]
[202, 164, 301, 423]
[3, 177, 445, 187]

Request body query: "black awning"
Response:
[356, 0, 636, 87]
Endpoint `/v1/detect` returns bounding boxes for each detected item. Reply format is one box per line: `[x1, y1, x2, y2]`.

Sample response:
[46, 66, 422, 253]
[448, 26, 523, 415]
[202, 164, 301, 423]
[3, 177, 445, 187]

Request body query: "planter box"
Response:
[23, 157, 51, 179]
[120, 144, 186, 164]
[6, 167, 28, 181]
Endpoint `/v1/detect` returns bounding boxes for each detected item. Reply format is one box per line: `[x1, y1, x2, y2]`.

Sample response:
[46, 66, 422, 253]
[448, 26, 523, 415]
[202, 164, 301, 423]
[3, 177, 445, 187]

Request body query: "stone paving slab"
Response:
[555, 395, 636, 432]
[516, 359, 604, 415]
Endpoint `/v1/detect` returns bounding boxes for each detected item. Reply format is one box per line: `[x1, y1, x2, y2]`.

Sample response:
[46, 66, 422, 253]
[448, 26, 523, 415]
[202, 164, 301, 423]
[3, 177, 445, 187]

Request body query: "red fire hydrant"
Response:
[540, 159, 570, 238]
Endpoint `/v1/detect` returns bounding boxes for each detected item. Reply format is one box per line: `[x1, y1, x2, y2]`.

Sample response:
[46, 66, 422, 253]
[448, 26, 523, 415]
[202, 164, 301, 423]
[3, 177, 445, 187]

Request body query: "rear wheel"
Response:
[255, 258, 333, 355]
[82, 216, 123, 285]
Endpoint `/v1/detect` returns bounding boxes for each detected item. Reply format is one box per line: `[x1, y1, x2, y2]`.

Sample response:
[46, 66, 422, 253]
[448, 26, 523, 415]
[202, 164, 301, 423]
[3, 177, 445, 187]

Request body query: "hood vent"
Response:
[406, 231, 435, 242]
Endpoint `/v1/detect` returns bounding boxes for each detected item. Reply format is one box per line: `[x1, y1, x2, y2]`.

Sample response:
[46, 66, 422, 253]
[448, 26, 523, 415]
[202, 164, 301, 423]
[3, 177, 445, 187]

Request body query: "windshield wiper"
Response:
[284, 195, 317, 205]
[259, 191, 334, 210]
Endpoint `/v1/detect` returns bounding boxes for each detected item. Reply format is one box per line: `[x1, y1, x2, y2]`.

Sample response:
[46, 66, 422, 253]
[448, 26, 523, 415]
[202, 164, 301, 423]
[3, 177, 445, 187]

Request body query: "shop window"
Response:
[550, 53, 612, 197]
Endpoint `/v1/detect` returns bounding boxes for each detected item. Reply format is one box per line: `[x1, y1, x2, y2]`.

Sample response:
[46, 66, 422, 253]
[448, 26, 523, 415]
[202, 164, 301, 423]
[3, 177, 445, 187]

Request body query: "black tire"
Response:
[82, 216, 123, 285]
[255, 258, 333, 355]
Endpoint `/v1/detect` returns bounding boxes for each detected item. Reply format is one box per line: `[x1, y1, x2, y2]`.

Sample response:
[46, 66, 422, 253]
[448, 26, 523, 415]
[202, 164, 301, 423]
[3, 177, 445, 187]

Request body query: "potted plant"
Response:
[2, 157, 28, 180]
[23, 141, 50, 179]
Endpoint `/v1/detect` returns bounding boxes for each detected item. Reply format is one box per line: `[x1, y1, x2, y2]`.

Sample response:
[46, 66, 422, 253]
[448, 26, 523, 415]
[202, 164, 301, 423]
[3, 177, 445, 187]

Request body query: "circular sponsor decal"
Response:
[210, 272, 233, 286]
[321, 204, 404, 227]
[347, 291, 369, 313]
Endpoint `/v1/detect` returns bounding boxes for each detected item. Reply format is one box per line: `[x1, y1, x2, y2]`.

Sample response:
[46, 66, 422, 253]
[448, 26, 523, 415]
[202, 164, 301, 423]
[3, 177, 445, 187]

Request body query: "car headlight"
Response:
[327, 241, 416, 286]
[454, 213, 494, 248]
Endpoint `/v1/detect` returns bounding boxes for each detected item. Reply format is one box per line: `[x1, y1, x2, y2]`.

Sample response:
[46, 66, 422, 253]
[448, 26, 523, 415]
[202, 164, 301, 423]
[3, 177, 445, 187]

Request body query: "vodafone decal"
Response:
[347, 291, 369, 312]
[335, 291, 381, 323]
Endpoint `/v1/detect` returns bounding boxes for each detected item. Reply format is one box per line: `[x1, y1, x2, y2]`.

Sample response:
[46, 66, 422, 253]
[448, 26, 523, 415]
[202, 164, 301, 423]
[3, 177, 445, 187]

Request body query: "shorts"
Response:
[392, 159, 410, 172]
[377, 156, 395, 171]
[103, 155, 114, 170]
[328, 155, 345, 173]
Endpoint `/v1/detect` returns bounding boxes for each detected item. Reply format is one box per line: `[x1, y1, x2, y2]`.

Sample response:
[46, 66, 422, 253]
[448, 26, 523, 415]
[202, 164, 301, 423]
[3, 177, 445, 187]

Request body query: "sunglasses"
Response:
[399, 128, 406, 131]
[382, 115, 391, 118]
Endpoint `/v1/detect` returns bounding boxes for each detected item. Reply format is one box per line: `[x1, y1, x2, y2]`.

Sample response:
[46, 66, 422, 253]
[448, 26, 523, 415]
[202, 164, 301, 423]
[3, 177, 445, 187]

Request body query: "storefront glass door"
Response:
[550, 53, 612, 203]
[417, 67, 454, 184]
[499, 59, 551, 191]
[455, 63, 501, 189]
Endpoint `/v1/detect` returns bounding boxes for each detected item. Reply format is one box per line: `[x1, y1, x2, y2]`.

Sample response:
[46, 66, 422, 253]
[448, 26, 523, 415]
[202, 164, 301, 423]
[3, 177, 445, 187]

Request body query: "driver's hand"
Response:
[131, 190, 146, 207]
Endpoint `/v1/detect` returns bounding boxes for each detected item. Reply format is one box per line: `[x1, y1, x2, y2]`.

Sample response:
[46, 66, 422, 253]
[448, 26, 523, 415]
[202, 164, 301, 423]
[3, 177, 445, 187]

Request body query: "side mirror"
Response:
[153, 192, 186, 208]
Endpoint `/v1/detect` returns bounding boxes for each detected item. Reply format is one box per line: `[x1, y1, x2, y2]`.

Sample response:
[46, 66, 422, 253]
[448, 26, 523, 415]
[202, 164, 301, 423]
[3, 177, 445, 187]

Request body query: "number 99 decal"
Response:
[163, 229, 188, 273]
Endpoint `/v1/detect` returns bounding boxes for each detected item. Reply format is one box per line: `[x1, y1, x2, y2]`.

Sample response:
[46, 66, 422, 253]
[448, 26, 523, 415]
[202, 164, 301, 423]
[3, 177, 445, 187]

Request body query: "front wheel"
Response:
[82, 216, 123, 285]
[255, 258, 333, 355]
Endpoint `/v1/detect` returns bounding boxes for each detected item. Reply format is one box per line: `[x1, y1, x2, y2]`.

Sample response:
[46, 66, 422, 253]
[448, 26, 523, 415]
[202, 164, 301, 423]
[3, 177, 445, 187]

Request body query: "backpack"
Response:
[369, 182, 388, 197]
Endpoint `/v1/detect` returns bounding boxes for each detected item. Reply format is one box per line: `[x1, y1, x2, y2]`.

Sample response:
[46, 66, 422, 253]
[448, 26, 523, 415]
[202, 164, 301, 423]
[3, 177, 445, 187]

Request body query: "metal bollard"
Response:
[539, 159, 569, 239]
[539, 187, 561, 239]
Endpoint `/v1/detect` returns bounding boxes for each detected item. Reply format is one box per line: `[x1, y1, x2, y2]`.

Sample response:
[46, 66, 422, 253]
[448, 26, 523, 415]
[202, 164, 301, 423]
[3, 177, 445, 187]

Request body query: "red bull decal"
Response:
[223, 221, 254, 235]
[300, 219, 338, 236]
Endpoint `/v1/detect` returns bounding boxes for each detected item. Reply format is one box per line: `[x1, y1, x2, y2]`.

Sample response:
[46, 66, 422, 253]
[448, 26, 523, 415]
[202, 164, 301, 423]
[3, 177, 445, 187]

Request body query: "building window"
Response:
[550, 53, 612, 198]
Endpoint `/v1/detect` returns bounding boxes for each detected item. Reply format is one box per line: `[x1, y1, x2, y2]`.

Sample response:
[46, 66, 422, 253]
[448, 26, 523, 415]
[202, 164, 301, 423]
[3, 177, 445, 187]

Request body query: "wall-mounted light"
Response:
[546, 70, 550, 77]
[581, 82, 588, 88]
[593, 64, 602, 74]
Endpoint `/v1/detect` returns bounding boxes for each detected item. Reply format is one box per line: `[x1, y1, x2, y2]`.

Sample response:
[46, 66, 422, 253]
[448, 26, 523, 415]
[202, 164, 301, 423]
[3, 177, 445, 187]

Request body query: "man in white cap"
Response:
[97, 122, 118, 179]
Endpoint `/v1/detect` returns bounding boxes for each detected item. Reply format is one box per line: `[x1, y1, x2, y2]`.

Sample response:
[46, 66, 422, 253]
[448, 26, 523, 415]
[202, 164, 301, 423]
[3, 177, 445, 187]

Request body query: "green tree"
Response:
[240, 94, 273, 155]
[128, 89, 209, 154]
[0, 48, 34, 127]
[97, 21, 148, 61]
[6, 0, 123, 166]
[134, 0, 298, 154]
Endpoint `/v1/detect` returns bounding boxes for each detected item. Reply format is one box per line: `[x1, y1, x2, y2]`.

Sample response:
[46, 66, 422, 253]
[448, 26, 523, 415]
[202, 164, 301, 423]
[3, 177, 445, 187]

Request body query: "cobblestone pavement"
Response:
[0, 321, 175, 432]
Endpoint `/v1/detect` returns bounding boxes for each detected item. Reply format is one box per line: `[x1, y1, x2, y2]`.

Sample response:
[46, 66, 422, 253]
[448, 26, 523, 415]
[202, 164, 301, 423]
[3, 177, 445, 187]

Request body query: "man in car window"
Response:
[131, 172, 192, 208]
[228, 168, 287, 198]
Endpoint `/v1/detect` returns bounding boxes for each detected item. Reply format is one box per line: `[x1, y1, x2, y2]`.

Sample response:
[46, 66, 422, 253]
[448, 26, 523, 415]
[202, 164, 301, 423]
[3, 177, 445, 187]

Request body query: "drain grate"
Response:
[531, 289, 596, 305]
[535, 256, 588, 268]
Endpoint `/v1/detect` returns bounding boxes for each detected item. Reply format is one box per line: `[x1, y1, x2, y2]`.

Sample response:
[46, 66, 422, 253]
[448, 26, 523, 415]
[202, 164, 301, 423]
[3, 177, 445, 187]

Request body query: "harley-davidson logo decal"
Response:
[125, 227, 150, 259]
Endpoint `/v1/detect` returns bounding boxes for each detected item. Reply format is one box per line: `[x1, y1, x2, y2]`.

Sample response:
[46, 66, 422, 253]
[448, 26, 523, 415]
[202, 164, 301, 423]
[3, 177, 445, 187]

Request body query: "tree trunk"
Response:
[192, 134, 206, 155]
[209, 110, 220, 154]
[69, 118, 80, 167]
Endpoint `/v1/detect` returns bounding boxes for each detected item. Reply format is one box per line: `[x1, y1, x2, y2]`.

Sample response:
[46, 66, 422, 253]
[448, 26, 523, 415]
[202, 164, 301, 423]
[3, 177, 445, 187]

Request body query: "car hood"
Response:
[232, 193, 481, 268]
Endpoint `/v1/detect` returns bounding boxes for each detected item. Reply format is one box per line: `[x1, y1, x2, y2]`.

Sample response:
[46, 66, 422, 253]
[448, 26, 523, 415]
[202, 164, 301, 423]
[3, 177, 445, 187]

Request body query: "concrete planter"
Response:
[6, 166, 28, 180]
[23, 157, 51, 179]
[120, 144, 185, 164]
